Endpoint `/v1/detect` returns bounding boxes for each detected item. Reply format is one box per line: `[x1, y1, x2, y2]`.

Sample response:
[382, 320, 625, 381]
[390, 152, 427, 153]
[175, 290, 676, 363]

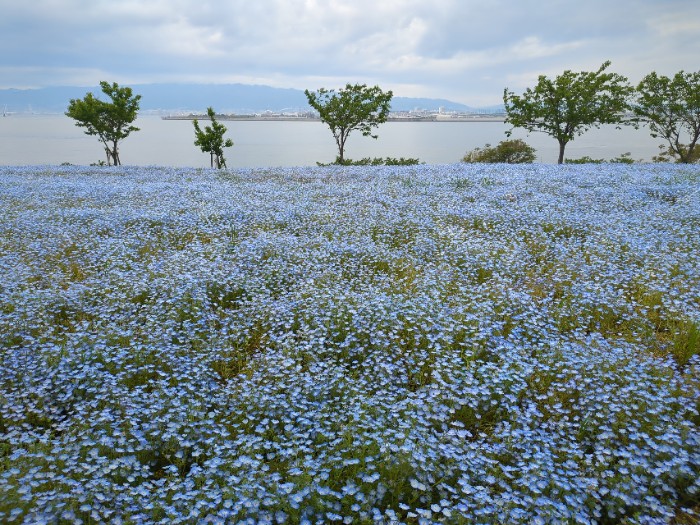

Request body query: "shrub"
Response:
[652, 144, 700, 163]
[566, 152, 636, 164]
[462, 139, 536, 163]
[318, 156, 421, 166]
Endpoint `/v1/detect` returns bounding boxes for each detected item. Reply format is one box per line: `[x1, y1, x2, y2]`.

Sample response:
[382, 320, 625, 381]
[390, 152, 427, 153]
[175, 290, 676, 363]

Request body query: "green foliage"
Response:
[608, 152, 637, 164]
[318, 156, 421, 166]
[564, 156, 605, 164]
[654, 145, 700, 164]
[503, 61, 633, 164]
[669, 319, 700, 367]
[66, 82, 141, 166]
[652, 144, 700, 164]
[566, 152, 636, 164]
[305, 83, 393, 163]
[462, 139, 536, 163]
[634, 70, 700, 164]
[193, 107, 234, 169]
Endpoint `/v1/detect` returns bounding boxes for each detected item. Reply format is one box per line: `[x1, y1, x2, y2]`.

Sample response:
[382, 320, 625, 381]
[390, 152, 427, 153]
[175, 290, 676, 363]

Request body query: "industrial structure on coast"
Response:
[162, 107, 506, 122]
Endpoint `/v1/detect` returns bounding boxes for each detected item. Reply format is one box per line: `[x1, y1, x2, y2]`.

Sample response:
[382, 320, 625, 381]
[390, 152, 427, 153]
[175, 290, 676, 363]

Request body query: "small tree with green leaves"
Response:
[305, 83, 393, 164]
[634, 70, 700, 164]
[193, 107, 234, 169]
[503, 61, 632, 164]
[66, 81, 141, 166]
[462, 139, 536, 163]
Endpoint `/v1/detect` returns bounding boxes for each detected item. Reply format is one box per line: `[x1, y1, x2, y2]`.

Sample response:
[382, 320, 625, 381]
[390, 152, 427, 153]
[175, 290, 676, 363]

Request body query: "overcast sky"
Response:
[2, 0, 699, 106]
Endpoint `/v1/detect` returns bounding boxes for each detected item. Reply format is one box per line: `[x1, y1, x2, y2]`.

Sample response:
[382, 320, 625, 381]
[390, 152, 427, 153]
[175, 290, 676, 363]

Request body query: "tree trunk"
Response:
[681, 135, 699, 163]
[687, 143, 697, 163]
[673, 136, 686, 163]
[111, 141, 120, 166]
[337, 138, 345, 164]
[336, 131, 347, 164]
[557, 141, 567, 164]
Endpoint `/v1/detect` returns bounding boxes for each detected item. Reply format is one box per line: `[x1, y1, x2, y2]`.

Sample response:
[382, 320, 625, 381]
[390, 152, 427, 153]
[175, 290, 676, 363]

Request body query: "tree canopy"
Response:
[66, 81, 141, 166]
[193, 107, 234, 169]
[503, 61, 632, 164]
[633, 70, 700, 164]
[305, 83, 392, 164]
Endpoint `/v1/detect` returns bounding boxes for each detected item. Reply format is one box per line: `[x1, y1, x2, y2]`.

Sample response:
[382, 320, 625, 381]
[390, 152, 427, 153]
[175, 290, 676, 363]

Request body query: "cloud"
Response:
[647, 11, 700, 38]
[382, 36, 586, 78]
[1, 0, 699, 104]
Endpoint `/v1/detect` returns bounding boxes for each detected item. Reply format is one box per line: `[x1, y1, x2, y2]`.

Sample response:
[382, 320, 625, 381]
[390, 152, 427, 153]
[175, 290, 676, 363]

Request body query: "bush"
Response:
[462, 139, 536, 163]
[318, 156, 422, 166]
[566, 152, 636, 164]
[652, 144, 700, 163]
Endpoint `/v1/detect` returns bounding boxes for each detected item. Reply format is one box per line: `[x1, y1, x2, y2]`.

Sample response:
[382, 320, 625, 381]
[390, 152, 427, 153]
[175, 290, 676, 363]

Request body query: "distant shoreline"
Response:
[161, 115, 506, 123]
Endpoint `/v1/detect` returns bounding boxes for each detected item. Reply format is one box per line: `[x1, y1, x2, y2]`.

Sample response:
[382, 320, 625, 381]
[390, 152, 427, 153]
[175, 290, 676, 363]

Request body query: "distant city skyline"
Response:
[1, 0, 699, 106]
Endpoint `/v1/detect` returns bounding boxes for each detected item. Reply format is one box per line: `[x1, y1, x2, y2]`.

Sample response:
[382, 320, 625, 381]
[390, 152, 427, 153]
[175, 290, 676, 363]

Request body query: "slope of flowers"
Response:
[0, 163, 699, 524]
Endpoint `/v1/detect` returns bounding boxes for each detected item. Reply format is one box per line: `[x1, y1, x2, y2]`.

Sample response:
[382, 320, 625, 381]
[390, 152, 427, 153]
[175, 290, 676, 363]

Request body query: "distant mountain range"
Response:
[0, 83, 503, 114]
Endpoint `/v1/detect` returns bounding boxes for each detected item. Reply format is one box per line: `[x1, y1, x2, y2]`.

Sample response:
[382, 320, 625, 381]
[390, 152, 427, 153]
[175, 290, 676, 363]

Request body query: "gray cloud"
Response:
[1, 0, 699, 105]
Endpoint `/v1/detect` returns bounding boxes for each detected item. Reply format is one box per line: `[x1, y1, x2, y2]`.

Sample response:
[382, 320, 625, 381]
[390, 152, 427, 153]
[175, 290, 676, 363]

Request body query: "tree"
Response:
[633, 70, 700, 164]
[66, 81, 141, 166]
[193, 107, 234, 169]
[503, 61, 632, 164]
[305, 83, 393, 164]
[462, 139, 536, 163]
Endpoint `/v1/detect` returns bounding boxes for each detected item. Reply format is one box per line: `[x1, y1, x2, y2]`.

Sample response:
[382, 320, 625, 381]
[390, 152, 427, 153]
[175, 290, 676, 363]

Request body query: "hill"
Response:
[0, 83, 488, 114]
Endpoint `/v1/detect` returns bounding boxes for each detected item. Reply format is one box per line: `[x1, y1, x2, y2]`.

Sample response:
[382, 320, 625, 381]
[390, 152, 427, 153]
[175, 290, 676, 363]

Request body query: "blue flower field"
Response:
[1, 163, 699, 524]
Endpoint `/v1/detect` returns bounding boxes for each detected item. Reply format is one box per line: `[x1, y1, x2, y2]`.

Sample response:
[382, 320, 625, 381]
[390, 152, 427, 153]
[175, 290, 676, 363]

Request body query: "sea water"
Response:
[0, 114, 665, 167]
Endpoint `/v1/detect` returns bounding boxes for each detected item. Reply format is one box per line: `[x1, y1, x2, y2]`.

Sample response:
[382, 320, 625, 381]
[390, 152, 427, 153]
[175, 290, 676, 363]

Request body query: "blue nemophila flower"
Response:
[0, 163, 698, 523]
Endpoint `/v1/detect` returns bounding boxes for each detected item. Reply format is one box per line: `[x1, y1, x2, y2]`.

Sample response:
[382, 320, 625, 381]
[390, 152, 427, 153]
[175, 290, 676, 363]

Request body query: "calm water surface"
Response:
[0, 114, 664, 167]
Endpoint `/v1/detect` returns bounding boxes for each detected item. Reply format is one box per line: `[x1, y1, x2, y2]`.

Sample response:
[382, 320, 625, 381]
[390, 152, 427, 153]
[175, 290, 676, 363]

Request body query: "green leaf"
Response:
[305, 83, 393, 163]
